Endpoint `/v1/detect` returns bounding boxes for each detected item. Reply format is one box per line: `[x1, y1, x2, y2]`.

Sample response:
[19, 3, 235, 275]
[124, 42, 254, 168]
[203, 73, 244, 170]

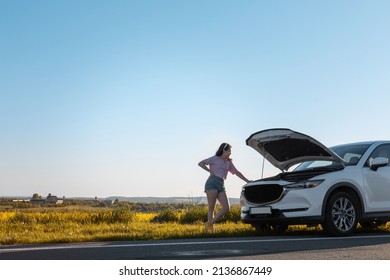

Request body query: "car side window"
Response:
[366, 144, 390, 167]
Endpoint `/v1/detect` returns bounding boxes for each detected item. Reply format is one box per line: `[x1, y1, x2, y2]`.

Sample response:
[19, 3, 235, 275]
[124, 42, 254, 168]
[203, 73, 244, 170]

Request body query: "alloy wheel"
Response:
[331, 197, 356, 232]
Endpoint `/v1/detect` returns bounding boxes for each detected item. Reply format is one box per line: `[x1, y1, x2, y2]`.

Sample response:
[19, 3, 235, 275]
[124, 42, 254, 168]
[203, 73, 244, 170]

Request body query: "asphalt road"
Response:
[1, 233, 390, 260]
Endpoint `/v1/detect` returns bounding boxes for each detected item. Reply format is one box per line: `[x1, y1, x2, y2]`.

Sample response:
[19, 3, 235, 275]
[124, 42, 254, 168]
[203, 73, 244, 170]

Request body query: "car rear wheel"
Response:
[322, 191, 359, 236]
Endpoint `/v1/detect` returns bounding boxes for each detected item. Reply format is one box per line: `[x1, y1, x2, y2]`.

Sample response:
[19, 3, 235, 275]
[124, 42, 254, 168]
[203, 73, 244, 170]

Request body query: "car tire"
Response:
[322, 191, 360, 237]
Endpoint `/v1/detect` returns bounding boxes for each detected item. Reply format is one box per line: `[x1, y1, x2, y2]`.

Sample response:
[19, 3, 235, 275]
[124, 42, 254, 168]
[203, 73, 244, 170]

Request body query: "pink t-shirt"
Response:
[202, 156, 238, 180]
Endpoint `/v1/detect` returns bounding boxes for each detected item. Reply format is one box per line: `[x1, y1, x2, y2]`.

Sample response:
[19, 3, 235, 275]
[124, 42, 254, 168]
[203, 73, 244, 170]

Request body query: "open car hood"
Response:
[246, 128, 345, 171]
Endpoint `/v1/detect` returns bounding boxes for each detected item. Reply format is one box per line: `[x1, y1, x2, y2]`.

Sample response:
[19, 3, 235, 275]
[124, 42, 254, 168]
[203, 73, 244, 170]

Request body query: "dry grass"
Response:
[1, 205, 389, 245]
[0, 206, 253, 245]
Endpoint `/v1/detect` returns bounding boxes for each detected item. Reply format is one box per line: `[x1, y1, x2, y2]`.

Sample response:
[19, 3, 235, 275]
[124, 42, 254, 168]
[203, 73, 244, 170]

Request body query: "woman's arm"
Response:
[198, 161, 212, 175]
[235, 171, 251, 183]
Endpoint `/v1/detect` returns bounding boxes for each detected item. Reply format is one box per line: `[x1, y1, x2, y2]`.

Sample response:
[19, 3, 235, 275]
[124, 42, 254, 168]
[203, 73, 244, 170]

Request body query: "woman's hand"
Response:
[198, 161, 212, 175]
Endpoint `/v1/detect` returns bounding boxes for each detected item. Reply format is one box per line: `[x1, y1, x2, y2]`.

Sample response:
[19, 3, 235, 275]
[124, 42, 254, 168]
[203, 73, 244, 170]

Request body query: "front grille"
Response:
[243, 184, 284, 204]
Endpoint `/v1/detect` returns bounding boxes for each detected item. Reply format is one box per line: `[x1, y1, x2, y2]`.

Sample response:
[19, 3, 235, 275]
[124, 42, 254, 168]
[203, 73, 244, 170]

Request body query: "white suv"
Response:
[240, 128, 390, 236]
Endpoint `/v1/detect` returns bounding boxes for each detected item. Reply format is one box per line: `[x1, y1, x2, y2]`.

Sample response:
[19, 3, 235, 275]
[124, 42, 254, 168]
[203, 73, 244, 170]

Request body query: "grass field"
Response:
[1, 204, 389, 245]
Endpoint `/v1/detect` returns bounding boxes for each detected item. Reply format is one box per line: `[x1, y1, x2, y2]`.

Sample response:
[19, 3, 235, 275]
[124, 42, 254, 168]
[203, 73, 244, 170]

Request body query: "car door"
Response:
[362, 144, 390, 212]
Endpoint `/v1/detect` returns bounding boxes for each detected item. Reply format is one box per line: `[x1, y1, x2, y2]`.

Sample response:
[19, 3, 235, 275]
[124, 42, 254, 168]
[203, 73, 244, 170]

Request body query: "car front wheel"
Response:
[322, 191, 359, 237]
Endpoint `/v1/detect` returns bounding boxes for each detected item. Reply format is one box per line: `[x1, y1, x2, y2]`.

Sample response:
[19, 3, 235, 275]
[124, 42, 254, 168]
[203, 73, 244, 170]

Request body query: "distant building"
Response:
[30, 193, 63, 205]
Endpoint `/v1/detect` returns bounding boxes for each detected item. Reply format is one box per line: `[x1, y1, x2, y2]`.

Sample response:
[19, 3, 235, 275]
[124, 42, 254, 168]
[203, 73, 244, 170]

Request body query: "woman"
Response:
[198, 143, 250, 231]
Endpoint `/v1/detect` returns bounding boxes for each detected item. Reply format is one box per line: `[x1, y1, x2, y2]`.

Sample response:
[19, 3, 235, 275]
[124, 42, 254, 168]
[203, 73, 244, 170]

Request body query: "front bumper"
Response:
[241, 206, 323, 225]
[240, 185, 324, 225]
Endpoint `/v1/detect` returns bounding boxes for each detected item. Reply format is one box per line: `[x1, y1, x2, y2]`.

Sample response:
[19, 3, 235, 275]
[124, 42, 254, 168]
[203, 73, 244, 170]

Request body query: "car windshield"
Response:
[331, 143, 371, 165]
[293, 143, 371, 171]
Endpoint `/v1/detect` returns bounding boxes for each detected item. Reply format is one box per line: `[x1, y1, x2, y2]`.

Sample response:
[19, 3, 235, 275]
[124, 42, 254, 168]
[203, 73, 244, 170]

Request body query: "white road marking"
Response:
[1, 234, 390, 253]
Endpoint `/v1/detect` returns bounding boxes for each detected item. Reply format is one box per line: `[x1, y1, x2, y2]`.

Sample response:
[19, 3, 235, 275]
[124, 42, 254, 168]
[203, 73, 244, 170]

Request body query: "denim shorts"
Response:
[204, 175, 225, 193]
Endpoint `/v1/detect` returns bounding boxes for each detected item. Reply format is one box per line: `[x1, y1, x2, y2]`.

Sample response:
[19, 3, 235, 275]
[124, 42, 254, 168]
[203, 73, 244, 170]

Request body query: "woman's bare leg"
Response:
[206, 189, 218, 230]
[210, 191, 230, 227]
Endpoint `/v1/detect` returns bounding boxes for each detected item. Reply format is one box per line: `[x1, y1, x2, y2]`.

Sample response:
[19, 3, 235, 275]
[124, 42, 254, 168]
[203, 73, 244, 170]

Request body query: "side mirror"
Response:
[370, 157, 389, 171]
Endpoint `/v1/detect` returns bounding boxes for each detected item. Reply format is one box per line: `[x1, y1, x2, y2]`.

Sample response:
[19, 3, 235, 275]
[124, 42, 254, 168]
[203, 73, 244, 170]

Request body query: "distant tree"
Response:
[32, 193, 42, 199]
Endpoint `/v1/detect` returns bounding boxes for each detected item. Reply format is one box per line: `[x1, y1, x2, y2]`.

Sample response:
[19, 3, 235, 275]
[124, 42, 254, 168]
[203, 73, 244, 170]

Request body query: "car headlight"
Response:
[285, 179, 324, 189]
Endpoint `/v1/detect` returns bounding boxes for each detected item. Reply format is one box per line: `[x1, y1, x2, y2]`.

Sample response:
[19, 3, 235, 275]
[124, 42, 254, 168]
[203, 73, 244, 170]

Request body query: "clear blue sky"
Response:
[1, 0, 389, 198]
